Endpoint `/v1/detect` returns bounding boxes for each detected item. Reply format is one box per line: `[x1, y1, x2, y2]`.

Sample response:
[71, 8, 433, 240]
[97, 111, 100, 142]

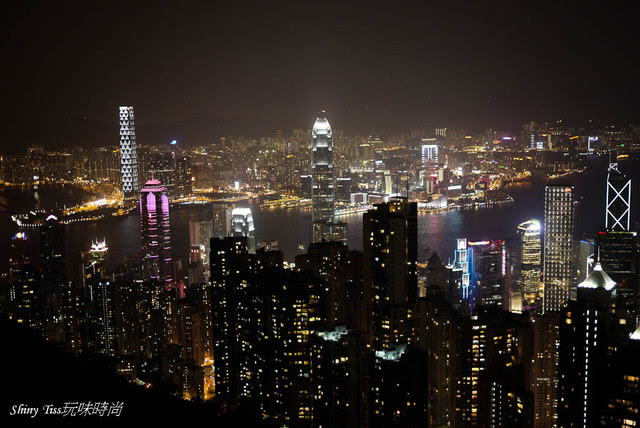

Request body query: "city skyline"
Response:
[2, 2, 640, 426]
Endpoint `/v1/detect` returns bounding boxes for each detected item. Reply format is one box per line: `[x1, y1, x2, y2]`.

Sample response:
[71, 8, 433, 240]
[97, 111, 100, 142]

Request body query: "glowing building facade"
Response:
[311, 113, 335, 242]
[518, 219, 542, 308]
[140, 178, 172, 283]
[605, 162, 631, 231]
[231, 207, 256, 254]
[543, 185, 575, 313]
[119, 106, 139, 198]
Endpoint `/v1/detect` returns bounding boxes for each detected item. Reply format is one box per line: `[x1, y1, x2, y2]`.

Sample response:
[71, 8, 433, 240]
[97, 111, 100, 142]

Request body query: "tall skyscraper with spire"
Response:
[140, 178, 172, 283]
[119, 106, 139, 199]
[311, 112, 334, 240]
[311, 112, 347, 244]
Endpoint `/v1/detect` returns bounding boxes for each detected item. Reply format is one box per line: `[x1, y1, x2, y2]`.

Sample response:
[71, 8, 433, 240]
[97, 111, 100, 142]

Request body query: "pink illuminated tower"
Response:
[140, 178, 172, 283]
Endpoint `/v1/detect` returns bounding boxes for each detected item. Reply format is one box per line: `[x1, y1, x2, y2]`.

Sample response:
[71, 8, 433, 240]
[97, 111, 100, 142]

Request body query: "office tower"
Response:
[449, 238, 473, 314]
[471, 240, 506, 308]
[421, 140, 439, 191]
[119, 106, 139, 198]
[231, 207, 256, 254]
[299, 174, 312, 199]
[559, 261, 618, 427]
[605, 162, 631, 231]
[189, 220, 214, 278]
[146, 151, 175, 196]
[335, 177, 352, 204]
[212, 203, 233, 238]
[518, 219, 542, 308]
[172, 144, 192, 198]
[578, 238, 595, 283]
[363, 198, 418, 349]
[543, 185, 575, 313]
[595, 229, 639, 331]
[140, 178, 172, 283]
[82, 239, 115, 356]
[311, 112, 335, 242]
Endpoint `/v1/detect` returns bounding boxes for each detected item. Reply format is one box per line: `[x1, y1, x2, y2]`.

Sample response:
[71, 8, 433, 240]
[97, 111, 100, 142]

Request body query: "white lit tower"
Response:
[119, 106, 140, 199]
[311, 112, 346, 244]
[605, 162, 631, 231]
[312, 112, 335, 238]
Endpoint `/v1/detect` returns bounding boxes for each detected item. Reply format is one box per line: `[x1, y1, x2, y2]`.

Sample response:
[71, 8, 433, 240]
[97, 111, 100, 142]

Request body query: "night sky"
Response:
[2, 1, 639, 152]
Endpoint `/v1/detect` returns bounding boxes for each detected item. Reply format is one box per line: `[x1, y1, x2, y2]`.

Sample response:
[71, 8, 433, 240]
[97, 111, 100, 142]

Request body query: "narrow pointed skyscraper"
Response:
[311, 112, 346, 244]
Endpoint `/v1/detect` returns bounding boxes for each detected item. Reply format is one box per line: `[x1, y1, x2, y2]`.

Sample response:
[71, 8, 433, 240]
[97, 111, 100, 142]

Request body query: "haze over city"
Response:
[2, 2, 640, 427]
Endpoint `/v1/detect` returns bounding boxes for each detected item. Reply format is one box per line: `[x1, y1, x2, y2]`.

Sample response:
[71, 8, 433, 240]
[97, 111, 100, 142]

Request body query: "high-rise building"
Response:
[82, 239, 115, 356]
[559, 261, 617, 426]
[518, 219, 542, 308]
[231, 207, 256, 254]
[311, 112, 335, 242]
[140, 178, 172, 283]
[605, 162, 631, 231]
[595, 229, 639, 331]
[363, 198, 418, 349]
[119, 106, 139, 199]
[530, 313, 561, 428]
[471, 240, 506, 309]
[212, 203, 233, 238]
[543, 185, 575, 313]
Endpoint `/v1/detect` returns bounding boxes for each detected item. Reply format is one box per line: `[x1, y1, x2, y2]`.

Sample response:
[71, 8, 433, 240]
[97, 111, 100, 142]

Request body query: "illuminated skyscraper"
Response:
[119, 106, 139, 198]
[605, 162, 631, 231]
[83, 239, 115, 356]
[311, 113, 335, 242]
[231, 207, 256, 254]
[559, 262, 617, 426]
[140, 178, 172, 283]
[518, 219, 542, 308]
[543, 185, 575, 313]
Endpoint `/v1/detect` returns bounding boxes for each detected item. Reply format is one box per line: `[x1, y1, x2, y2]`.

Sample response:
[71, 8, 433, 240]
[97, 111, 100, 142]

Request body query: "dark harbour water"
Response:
[1, 155, 639, 272]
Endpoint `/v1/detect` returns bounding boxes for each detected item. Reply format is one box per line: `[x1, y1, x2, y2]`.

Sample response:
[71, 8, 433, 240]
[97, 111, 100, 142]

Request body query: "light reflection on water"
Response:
[3, 156, 639, 270]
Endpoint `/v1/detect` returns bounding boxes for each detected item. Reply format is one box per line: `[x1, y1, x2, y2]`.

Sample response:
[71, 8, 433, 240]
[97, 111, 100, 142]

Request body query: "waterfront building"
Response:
[543, 185, 575, 313]
[140, 178, 172, 283]
[212, 203, 233, 238]
[231, 207, 256, 254]
[119, 106, 139, 199]
[311, 112, 335, 242]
